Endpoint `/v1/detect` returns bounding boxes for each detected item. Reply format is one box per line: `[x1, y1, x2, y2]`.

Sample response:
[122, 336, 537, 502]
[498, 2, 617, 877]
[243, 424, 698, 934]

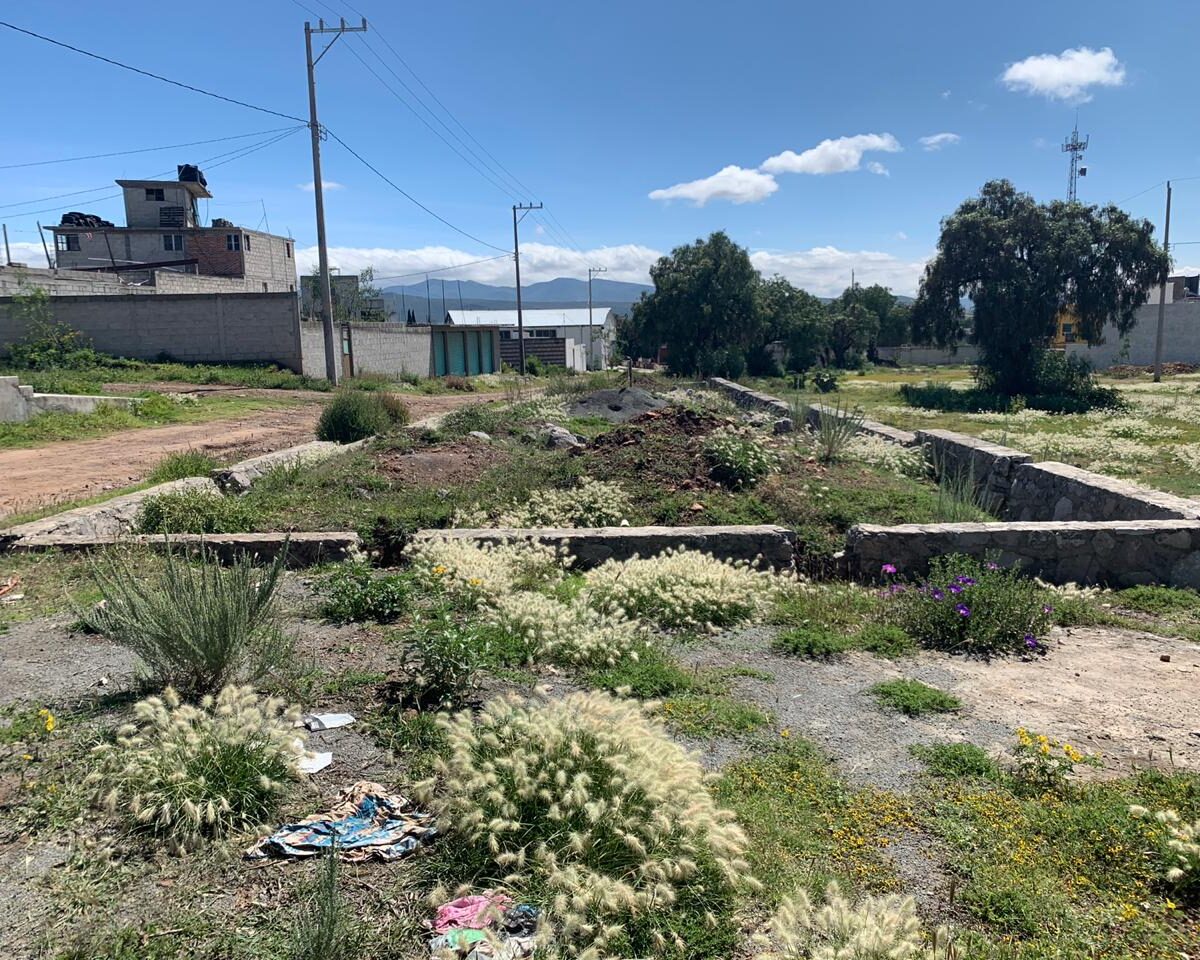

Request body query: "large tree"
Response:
[912, 179, 1168, 395]
[754, 276, 829, 371]
[825, 285, 881, 367]
[627, 231, 761, 375]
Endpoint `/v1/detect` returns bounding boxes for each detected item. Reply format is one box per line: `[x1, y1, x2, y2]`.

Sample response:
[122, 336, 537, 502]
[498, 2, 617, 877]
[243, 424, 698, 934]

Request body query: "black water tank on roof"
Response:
[177, 164, 207, 187]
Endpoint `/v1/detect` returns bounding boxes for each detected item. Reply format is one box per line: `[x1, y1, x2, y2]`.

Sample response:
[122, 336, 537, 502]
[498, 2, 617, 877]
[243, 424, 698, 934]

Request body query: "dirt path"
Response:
[0, 390, 493, 520]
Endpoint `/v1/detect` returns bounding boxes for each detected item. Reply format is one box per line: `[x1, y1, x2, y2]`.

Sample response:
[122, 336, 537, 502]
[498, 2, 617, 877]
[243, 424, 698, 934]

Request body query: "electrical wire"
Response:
[370, 254, 512, 283]
[0, 126, 304, 170]
[0, 20, 307, 123]
[2, 128, 305, 221]
[324, 128, 511, 253]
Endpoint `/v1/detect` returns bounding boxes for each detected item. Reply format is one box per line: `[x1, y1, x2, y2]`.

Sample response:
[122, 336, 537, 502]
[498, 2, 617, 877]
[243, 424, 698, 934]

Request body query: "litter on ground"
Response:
[245, 781, 436, 861]
[429, 892, 539, 959]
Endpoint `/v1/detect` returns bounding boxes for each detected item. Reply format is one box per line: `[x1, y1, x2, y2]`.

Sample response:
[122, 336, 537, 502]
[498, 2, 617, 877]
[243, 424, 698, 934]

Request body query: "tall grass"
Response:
[146, 450, 218, 484]
[930, 450, 992, 522]
[291, 852, 357, 960]
[808, 399, 866, 463]
[80, 544, 293, 697]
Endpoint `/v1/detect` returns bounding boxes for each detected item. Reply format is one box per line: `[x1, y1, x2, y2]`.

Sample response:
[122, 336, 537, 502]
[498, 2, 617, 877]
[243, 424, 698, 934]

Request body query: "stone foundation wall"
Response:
[845, 520, 1200, 589]
[917, 429, 1031, 514]
[708, 377, 792, 421]
[1005, 461, 1200, 522]
[411, 524, 796, 570]
[806, 404, 917, 446]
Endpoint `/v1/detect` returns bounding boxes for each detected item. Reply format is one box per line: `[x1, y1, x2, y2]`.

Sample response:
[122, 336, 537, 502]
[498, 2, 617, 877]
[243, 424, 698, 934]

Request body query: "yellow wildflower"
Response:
[38, 708, 56, 734]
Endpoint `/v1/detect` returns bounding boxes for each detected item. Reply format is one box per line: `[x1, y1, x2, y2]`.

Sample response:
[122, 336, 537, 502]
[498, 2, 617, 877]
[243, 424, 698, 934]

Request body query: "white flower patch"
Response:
[844, 434, 927, 478]
[460, 477, 632, 529]
[583, 548, 779, 631]
[486, 591, 648, 668]
[405, 537, 566, 600]
[660, 387, 739, 417]
[1129, 806, 1200, 885]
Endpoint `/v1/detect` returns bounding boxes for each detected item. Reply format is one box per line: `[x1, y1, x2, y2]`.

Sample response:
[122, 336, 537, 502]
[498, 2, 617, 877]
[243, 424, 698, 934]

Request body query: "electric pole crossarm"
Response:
[303, 16, 367, 386]
[512, 202, 543, 376]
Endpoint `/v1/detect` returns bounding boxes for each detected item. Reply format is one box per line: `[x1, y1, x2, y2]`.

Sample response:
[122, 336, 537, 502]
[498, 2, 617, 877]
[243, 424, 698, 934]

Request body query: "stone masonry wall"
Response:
[917, 429, 1031, 515]
[807, 404, 918, 446]
[1005, 461, 1200, 522]
[708, 377, 793, 424]
[845, 520, 1200, 589]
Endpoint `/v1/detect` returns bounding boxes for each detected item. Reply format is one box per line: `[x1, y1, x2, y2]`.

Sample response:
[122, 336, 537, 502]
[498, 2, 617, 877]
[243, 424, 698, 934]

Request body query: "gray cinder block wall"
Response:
[1066, 300, 1200, 368]
[0, 292, 303, 370]
[347, 323, 433, 378]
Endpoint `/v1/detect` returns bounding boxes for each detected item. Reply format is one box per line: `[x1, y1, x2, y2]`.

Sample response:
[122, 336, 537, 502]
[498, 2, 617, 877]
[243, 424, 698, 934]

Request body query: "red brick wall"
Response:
[188, 231, 246, 277]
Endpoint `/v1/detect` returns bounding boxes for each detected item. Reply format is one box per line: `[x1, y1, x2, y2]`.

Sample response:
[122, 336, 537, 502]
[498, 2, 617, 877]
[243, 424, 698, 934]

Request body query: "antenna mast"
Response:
[1062, 120, 1089, 202]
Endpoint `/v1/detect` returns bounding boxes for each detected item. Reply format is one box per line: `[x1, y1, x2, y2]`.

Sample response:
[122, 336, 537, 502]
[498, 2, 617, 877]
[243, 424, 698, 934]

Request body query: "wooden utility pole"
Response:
[512, 202, 543, 375]
[305, 16, 367, 385]
[1153, 181, 1172, 383]
[588, 265, 607, 371]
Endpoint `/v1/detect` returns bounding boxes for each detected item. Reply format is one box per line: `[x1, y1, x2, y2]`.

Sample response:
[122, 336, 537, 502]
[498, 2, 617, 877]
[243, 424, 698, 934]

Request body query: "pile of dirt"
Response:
[1107, 362, 1198, 378]
[584, 407, 723, 492]
[376, 440, 507, 487]
[568, 387, 666, 423]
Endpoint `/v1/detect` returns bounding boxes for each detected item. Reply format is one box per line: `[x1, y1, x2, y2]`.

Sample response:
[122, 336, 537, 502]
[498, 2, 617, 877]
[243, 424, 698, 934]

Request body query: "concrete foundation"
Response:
[7, 531, 360, 567]
[0, 376, 136, 423]
[213, 439, 367, 494]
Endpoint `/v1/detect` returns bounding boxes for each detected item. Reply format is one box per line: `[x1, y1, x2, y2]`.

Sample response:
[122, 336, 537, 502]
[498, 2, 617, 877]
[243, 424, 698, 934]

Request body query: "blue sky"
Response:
[2, 0, 1197, 295]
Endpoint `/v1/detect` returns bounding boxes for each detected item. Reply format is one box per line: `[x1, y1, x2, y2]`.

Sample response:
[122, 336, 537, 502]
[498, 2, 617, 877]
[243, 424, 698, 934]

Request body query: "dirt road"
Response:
[0, 390, 491, 519]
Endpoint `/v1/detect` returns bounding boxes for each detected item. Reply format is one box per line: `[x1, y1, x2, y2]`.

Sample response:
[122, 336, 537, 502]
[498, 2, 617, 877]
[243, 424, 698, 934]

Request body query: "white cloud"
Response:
[751, 246, 927, 297]
[895, 231, 909, 241]
[919, 132, 960, 151]
[5, 242, 50, 268]
[1001, 46, 1125, 102]
[648, 165, 778, 206]
[294, 241, 927, 297]
[866, 161, 890, 177]
[940, 90, 952, 99]
[761, 133, 901, 176]
[297, 180, 345, 192]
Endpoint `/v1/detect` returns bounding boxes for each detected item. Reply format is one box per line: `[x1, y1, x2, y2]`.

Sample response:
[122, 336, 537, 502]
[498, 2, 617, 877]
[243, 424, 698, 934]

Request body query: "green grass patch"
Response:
[870, 678, 961, 716]
[714, 739, 913, 899]
[136, 490, 260, 534]
[1117, 585, 1200, 616]
[146, 450, 218, 483]
[772, 625, 853, 658]
[910, 742, 1000, 780]
[854, 623, 917, 657]
[659, 693, 771, 738]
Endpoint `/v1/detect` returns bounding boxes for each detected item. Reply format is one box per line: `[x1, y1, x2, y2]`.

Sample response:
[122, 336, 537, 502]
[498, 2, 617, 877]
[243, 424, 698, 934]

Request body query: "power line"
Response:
[0, 20, 307, 123]
[0, 126, 303, 171]
[371, 254, 511, 283]
[1, 128, 304, 221]
[324, 128, 511, 253]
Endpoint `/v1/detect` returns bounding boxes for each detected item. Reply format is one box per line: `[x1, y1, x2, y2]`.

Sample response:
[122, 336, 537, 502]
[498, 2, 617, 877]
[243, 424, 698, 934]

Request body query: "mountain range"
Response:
[380, 277, 651, 321]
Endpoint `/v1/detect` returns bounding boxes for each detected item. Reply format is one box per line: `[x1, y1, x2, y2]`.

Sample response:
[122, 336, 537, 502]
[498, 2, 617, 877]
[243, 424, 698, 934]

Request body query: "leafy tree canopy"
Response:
[911, 179, 1168, 395]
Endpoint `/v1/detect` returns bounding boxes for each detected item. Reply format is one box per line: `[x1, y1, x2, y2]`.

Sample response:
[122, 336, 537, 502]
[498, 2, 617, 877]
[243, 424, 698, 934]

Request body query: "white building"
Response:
[443, 307, 617, 370]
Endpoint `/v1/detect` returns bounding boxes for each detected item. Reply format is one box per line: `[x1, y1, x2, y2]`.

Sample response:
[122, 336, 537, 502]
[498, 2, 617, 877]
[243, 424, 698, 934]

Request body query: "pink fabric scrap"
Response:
[433, 892, 515, 935]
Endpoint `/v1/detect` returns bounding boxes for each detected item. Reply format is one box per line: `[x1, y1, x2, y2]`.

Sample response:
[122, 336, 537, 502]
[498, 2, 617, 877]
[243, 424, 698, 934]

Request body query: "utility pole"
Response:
[440, 278, 447, 323]
[36, 222, 53, 269]
[512, 202, 543, 375]
[1153, 180, 1173, 383]
[587, 265, 607, 371]
[2, 225, 10, 266]
[305, 16, 367, 385]
[425, 274, 431, 323]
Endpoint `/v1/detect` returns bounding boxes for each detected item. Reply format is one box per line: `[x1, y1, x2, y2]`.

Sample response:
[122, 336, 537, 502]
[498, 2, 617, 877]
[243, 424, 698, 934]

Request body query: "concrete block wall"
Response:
[875, 344, 981, 366]
[845, 520, 1200, 589]
[348, 324, 433, 378]
[299, 321, 330, 378]
[1066, 300, 1200, 369]
[0, 292, 303, 370]
[1005, 461, 1200, 522]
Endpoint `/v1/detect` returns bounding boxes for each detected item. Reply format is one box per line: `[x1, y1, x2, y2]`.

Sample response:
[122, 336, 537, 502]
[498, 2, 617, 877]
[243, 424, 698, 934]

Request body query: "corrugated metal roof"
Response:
[443, 307, 616, 328]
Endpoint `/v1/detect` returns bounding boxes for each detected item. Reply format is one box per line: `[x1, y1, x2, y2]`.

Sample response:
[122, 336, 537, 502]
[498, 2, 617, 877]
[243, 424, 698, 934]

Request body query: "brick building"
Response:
[48, 166, 297, 293]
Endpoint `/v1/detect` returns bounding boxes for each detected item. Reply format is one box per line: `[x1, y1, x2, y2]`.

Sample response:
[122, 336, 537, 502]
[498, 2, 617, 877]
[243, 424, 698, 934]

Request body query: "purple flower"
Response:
[1024, 634, 1039, 650]
[881, 563, 897, 575]
[1042, 604, 1054, 614]
[985, 562, 999, 571]
[955, 603, 971, 618]
[949, 583, 964, 595]
[955, 575, 976, 586]
[888, 583, 907, 595]
[930, 588, 945, 601]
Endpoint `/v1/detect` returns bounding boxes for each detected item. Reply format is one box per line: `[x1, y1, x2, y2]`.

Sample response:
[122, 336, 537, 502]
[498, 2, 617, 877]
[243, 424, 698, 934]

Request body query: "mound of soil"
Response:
[585, 407, 723, 492]
[376, 440, 507, 487]
[568, 387, 666, 423]
[1108, 362, 1198, 378]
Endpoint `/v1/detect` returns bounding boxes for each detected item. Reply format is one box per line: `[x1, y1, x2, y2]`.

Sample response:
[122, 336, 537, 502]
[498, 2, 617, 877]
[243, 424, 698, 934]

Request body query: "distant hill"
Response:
[381, 277, 652, 320]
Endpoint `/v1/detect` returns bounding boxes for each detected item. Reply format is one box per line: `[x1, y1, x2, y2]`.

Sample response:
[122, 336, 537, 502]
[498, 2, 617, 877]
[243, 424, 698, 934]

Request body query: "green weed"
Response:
[870, 679, 961, 716]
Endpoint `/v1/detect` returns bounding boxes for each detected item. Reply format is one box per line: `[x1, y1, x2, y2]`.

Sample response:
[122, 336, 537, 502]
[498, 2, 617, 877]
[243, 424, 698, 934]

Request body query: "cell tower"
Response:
[1062, 121, 1089, 202]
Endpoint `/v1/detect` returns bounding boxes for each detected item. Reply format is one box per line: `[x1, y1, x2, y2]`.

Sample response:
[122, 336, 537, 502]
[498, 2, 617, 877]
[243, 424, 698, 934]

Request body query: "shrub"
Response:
[910, 742, 1000, 779]
[5, 307, 100, 371]
[811, 370, 839, 393]
[87, 685, 303, 851]
[809, 400, 865, 463]
[754, 880, 945, 960]
[442, 374, 475, 392]
[870, 679, 961, 716]
[136, 490, 259, 534]
[405, 537, 566, 602]
[146, 450, 218, 484]
[419, 691, 755, 957]
[703, 427, 779, 489]
[322, 562, 411, 623]
[486, 591, 648, 668]
[1010, 727, 1097, 796]
[462, 477, 632, 528]
[772, 626, 852, 658]
[390, 615, 489, 710]
[889, 555, 1053, 656]
[1128, 806, 1200, 896]
[378, 391, 411, 425]
[81, 546, 293, 698]
[316, 390, 392, 443]
[583, 549, 778, 632]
